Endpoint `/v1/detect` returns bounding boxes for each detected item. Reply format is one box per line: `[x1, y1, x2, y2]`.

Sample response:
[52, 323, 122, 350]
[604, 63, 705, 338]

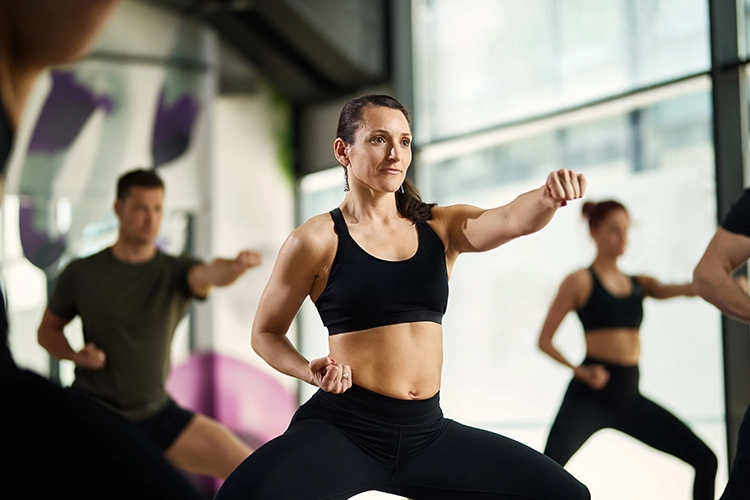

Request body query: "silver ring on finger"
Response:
[342, 372, 350, 380]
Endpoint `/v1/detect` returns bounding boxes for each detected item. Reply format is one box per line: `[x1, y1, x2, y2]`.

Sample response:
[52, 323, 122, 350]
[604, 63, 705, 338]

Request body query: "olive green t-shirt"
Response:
[49, 248, 203, 421]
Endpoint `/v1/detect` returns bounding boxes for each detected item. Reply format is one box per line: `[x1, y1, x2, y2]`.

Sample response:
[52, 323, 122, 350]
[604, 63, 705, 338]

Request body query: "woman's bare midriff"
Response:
[328, 322, 443, 400]
[584, 327, 641, 366]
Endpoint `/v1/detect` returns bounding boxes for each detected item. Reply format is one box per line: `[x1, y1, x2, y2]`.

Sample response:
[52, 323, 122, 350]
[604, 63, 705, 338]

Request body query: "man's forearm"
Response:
[189, 251, 261, 296]
[204, 258, 244, 287]
[694, 271, 750, 323]
[38, 328, 78, 361]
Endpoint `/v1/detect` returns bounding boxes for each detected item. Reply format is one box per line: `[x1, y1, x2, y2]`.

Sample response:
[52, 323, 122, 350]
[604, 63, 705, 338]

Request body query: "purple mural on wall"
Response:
[152, 89, 199, 168]
[167, 352, 296, 448]
[28, 71, 114, 155]
[20, 70, 114, 269]
[18, 198, 66, 270]
[167, 352, 297, 493]
[18, 70, 203, 270]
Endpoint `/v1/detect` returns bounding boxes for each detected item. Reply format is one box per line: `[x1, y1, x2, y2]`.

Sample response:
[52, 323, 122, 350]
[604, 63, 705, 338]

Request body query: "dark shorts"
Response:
[134, 397, 195, 452]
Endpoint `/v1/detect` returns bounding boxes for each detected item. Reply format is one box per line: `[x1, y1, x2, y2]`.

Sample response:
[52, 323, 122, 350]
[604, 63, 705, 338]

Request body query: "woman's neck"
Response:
[340, 191, 400, 224]
[592, 255, 620, 275]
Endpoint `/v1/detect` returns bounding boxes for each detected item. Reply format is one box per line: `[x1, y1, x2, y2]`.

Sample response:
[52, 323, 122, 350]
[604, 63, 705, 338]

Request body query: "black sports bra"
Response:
[314, 208, 449, 335]
[576, 267, 643, 332]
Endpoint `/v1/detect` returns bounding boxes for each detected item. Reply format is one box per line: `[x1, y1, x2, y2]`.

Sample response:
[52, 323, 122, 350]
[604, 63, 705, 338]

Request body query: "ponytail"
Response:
[396, 177, 436, 223]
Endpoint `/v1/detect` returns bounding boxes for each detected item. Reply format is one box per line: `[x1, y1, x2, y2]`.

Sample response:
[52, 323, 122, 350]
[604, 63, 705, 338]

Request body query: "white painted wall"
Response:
[192, 87, 296, 393]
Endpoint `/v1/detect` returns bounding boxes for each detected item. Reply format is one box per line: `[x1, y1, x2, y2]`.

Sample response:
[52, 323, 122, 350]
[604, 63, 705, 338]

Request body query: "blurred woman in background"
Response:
[538, 199, 718, 500]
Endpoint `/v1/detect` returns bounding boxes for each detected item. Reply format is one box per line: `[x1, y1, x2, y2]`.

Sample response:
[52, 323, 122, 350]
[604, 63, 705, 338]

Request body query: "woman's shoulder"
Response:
[284, 212, 338, 256]
[430, 203, 481, 218]
[560, 268, 593, 294]
[428, 203, 482, 229]
[300, 211, 336, 230]
[555, 268, 594, 310]
[568, 267, 592, 280]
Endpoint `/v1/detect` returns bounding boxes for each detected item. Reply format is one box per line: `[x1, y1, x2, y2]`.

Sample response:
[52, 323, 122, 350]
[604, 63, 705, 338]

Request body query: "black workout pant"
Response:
[0, 369, 205, 499]
[720, 403, 750, 500]
[543, 357, 717, 500]
[216, 384, 590, 500]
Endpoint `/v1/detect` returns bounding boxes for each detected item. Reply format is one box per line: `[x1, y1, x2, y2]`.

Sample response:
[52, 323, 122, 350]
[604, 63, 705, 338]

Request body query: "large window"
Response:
[412, 0, 710, 143]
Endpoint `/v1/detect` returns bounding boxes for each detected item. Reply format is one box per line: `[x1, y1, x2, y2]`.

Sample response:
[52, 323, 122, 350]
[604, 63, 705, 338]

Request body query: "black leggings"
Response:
[543, 357, 717, 500]
[720, 403, 750, 500]
[216, 384, 590, 500]
[0, 369, 206, 499]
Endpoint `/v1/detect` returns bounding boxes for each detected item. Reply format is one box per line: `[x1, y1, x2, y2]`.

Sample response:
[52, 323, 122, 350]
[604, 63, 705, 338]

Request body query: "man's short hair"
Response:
[116, 168, 164, 201]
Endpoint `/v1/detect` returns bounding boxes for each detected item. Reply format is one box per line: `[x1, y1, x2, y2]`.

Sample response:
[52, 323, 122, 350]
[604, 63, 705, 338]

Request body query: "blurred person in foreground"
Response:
[0, 2, 204, 497]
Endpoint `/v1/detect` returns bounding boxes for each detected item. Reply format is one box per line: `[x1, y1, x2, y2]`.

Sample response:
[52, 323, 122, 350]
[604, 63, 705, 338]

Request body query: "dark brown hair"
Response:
[116, 168, 164, 201]
[336, 94, 436, 223]
[582, 200, 627, 230]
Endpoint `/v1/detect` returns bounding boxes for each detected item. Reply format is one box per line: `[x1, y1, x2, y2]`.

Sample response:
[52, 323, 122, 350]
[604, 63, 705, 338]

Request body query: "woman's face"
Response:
[591, 208, 629, 256]
[341, 105, 412, 194]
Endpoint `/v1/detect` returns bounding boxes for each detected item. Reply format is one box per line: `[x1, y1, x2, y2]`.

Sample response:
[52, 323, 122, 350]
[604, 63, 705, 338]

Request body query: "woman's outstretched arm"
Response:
[437, 169, 586, 257]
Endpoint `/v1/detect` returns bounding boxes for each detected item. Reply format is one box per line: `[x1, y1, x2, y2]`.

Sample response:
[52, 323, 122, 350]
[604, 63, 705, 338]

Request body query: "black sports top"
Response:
[722, 188, 750, 238]
[314, 208, 449, 335]
[576, 267, 644, 332]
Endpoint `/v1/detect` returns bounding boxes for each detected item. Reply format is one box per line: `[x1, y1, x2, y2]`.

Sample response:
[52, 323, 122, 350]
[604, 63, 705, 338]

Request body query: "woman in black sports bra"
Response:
[538, 200, 718, 500]
[216, 94, 590, 500]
